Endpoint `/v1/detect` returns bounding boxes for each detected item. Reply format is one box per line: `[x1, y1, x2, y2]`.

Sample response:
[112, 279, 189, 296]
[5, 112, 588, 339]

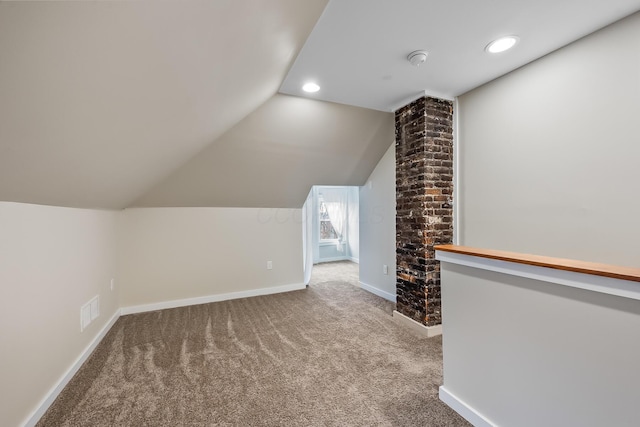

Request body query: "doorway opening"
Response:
[302, 185, 359, 285]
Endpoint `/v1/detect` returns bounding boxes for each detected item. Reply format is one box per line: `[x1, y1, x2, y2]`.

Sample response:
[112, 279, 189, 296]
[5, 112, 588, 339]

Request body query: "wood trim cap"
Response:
[434, 244, 640, 283]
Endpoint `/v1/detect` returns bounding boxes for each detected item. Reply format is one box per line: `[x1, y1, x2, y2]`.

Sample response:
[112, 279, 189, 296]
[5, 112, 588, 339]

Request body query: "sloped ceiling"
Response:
[4, 1, 638, 210]
[0, 0, 328, 209]
[133, 94, 393, 208]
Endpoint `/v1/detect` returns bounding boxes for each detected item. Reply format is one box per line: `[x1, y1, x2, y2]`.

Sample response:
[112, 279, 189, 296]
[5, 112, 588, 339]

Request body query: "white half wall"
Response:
[458, 12, 640, 266]
[0, 202, 118, 427]
[359, 143, 396, 301]
[118, 207, 304, 308]
[440, 261, 640, 427]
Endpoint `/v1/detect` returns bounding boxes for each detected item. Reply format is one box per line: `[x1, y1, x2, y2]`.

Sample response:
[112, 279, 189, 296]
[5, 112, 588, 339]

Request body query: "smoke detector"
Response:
[407, 50, 428, 67]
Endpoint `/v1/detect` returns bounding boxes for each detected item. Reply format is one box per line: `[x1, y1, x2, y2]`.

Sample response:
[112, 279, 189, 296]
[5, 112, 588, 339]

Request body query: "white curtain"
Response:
[321, 188, 348, 250]
[302, 189, 314, 285]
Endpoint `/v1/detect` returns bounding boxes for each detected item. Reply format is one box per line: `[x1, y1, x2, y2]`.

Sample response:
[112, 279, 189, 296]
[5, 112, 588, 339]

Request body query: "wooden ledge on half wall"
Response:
[434, 244, 640, 283]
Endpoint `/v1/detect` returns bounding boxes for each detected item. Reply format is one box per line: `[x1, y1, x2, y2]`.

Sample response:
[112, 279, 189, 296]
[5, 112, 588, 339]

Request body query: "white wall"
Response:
[347, 186, 359, 262]
[458, 12, 640, 267]
[118, 207, 303, 308]
[302, 189, 314, 284]
[440, 262, 640, 427]
[359, 143, 396, 301]
[0, 202, 118, 427]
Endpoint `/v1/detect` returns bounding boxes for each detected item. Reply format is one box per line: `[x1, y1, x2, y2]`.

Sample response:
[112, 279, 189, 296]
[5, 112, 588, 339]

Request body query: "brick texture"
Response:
[395, 96, 454, 327]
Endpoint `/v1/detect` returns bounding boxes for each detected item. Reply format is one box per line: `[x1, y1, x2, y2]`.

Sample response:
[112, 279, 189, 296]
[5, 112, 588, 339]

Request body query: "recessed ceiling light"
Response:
[486, 36, 519, 54]
[302, 82, 320, 93]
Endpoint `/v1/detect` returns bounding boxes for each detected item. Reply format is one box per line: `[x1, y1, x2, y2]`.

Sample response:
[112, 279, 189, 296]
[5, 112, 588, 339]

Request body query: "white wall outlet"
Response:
[383, 264, 388, 275]
[110, 278, 114, 291]
[267, 261, 273, 270]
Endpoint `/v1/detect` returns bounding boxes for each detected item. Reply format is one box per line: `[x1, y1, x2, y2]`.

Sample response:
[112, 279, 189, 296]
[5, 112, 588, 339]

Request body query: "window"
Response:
[319, 198, 339, 241]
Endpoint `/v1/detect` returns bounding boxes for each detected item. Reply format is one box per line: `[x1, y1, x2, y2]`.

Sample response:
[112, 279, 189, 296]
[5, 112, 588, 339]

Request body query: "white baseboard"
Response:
[121, 283, 306, 315]
[348, 257, 359, 264]
[392, 310, 442, 337]
[23, 283, 308, 426]
[23, 309, 121, 427]
[439, 386, 495, 427]
[359, 281, 396, 302]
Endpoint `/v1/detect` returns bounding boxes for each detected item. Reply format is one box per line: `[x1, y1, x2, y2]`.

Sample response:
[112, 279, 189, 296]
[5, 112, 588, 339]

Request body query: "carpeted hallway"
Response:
[37, 262, 469, 426]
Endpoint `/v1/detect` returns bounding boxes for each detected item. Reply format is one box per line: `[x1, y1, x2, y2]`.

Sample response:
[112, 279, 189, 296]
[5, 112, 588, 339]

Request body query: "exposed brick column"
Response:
[395, 96, 453, 327]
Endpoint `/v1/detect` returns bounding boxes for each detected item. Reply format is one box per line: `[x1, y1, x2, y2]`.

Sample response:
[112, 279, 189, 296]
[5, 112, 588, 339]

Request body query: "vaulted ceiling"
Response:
[1, 0, 639, 209]
[133, 94, 392, 208]
[0, 0, 332, 209]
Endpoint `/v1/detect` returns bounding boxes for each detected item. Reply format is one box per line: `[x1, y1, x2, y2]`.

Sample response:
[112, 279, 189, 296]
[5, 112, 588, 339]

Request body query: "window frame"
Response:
[317, 195, 342, 245]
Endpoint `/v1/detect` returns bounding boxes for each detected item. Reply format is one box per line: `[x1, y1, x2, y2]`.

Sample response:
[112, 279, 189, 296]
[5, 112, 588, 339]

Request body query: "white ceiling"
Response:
[2, 0, 640, 209]
[0, 0, 327, 209]
[133, 94, 393, 208]
[280, 0, 640, 111]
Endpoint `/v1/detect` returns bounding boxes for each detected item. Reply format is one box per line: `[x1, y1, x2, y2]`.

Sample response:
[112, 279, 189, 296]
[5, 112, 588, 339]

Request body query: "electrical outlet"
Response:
[267, 261, 273, 270]
[383, 264, 388, 275]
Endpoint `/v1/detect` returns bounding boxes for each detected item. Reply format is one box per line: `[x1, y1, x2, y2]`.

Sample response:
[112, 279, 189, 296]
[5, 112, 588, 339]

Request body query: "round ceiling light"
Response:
[485, 36, 519, 54]
[407, 50, 428, 67]
[302, 82, 320, 93]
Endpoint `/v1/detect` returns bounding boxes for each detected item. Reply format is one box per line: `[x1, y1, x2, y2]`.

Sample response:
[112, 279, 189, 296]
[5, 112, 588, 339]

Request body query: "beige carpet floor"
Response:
[37, 262, 469, 426]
